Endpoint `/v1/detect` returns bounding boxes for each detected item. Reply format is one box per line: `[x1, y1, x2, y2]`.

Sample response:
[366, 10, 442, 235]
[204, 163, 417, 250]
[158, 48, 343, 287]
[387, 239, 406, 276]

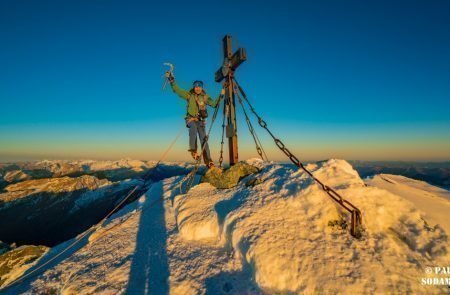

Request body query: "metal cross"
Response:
[215, 35, 247, 166]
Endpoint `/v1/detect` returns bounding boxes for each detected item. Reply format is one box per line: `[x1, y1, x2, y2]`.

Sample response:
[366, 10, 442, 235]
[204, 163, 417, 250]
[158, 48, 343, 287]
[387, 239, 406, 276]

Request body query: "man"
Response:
[166, 72, 224, 168]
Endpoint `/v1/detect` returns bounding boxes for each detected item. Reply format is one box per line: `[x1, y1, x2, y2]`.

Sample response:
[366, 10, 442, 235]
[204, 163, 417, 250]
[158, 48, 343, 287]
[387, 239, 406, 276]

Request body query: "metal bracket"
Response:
[226, 124, 234, 137]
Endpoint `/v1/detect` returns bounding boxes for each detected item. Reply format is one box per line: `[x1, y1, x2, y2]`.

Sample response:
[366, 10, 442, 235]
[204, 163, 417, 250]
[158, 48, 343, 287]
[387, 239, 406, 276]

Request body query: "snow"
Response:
[2, 159, 449, 294]
[36, 158, 193, 174]
[0, 245, 49, 289]
[0, 175, 112, 206]
[71, 178, 142, 212]
[366, 173, 450, 234]
[3, 170, 30, 183]
[174, 183, 224, 241]
[84, 158, 149, 172]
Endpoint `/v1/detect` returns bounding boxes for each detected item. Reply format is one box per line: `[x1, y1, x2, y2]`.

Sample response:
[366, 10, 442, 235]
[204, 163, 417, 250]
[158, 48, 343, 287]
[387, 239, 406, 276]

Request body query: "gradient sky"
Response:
[1, 0, 449, 162]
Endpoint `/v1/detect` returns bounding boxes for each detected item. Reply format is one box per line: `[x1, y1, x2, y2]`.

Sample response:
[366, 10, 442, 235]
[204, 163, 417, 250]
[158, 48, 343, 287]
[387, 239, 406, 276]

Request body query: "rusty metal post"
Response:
[226, 74, 239, 165]
[223, 36, 238, 166]
[215, 35, 246, 166]
[351, 210, 362, 238]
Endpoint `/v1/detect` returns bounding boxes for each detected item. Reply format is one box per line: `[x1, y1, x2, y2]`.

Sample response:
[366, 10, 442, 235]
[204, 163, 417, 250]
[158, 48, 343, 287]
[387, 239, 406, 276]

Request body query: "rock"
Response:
[327, 218, 348, 230]
[0, 245, 48, 288]
[201, 162, 259, 189]
[245, 177, 263, 187]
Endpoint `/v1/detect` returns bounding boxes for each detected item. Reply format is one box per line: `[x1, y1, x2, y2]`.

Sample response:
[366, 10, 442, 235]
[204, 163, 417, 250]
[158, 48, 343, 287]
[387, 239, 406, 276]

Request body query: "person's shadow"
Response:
[125, 180, 170, 294]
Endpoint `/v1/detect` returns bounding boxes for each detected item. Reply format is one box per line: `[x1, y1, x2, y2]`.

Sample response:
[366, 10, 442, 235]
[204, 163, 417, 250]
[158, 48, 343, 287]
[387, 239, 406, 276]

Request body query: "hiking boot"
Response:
[190, 151, 200, 161]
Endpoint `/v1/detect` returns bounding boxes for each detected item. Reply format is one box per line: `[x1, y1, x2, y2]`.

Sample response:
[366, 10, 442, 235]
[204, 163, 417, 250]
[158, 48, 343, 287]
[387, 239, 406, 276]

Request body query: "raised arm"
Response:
[170, 81, 190, 100]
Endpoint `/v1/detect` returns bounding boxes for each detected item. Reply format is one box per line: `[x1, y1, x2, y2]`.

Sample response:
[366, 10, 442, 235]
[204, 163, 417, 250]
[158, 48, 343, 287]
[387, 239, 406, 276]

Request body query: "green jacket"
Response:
[171, 82, 219, 117]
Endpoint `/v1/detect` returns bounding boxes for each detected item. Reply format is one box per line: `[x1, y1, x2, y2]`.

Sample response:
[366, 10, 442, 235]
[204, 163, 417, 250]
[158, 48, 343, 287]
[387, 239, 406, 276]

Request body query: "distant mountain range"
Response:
[349, 160, 450, 190]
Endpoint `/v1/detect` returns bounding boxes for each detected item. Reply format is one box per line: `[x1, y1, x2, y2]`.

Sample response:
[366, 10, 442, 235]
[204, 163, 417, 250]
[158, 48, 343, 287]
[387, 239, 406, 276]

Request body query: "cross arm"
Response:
[215, 48, 247, 82]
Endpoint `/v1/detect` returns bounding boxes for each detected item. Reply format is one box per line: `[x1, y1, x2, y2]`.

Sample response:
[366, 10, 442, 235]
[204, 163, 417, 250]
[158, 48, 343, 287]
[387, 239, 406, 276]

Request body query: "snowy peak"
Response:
[306, 158, 365, 189]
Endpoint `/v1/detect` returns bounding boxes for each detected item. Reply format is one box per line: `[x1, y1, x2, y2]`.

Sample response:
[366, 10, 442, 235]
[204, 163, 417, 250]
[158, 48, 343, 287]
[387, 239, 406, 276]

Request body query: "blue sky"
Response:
[1, 0, 449, 162]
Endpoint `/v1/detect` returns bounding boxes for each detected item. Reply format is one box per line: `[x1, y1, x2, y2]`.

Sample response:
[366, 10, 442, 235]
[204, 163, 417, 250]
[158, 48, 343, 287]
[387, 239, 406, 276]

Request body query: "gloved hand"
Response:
[165, 71, 174, 83]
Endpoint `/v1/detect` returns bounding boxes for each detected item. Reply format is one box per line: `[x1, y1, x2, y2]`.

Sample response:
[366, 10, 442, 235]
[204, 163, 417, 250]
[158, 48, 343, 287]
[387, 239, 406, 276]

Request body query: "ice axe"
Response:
[162, 62, 174, 91]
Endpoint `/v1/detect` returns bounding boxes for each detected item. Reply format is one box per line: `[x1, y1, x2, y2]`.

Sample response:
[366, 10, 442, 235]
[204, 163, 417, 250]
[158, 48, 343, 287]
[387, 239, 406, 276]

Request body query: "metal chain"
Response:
[233, 83, 268, 161]
[232, 77, 362, 237]
[252, 123, 269, 161]
[218, 95, 228, 167]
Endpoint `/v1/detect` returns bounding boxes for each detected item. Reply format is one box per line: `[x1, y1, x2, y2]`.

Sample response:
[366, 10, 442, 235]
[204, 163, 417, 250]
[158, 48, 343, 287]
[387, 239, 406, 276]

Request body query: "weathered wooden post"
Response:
[215, 35, 247, 166]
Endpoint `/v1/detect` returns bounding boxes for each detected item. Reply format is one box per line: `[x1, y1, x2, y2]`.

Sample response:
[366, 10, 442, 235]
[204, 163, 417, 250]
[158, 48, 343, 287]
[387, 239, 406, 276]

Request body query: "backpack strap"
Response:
[193, 94, 207, 110]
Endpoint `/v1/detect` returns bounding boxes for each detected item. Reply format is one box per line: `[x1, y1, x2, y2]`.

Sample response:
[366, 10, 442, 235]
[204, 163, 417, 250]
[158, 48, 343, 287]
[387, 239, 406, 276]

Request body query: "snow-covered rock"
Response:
[1, 175, 111, 205]
[0, 245, 48, 288]
[1, 159, 449, 294]
[0, 159, 195, 185]
[3, 170, 31, 184]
